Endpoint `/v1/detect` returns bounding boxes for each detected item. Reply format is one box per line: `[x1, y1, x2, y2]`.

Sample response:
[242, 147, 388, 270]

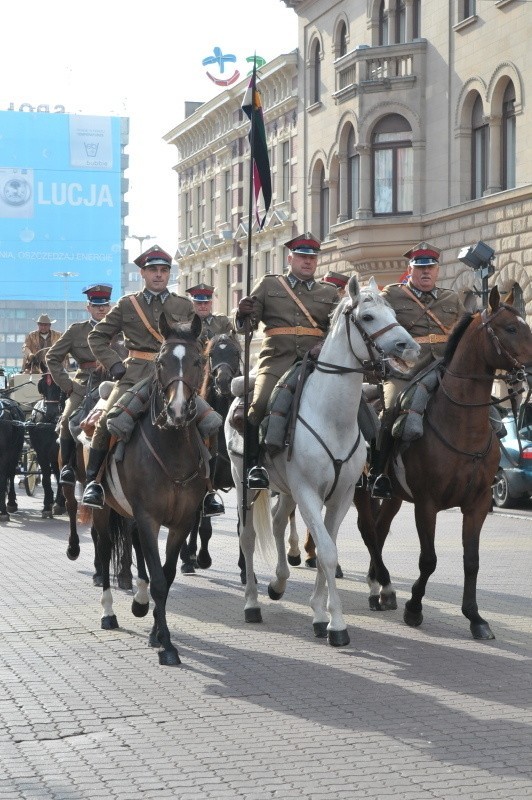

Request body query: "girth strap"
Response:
[295, 414, 362, 502]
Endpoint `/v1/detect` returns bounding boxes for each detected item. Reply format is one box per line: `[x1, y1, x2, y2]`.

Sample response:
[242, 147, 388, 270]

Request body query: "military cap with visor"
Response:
[82, 283, 112, 305]
[134, 245, 173, 270]
[284, 232, 321, 255]
[404, 241, 440, 267]
[186, 283, 215, 303]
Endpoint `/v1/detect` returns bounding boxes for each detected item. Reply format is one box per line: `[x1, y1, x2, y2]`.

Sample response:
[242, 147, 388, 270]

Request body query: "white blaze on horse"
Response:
[227, 276, 420, 646]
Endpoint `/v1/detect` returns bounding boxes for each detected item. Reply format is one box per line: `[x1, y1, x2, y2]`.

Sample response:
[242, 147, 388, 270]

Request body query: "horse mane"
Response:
[442, 311, 475, 366]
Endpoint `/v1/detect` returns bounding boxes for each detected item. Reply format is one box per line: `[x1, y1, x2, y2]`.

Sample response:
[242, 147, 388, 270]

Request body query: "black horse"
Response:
[0, 389, 26, 522]
[26, 372, 67, 519]
[180, 333, 242, 574]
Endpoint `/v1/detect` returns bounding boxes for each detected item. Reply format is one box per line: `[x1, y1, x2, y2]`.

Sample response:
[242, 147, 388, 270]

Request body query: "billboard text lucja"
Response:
[0, 111, 123, 301]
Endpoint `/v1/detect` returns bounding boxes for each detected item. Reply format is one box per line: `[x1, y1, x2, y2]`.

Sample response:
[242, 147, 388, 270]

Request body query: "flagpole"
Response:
[241, 61, 258, 527]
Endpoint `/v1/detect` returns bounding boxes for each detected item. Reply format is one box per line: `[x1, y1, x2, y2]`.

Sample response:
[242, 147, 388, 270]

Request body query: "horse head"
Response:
[343, 275, 421, 375]
[204, 334, 242, 397]
[477, 285, 532, 380]
[34, 373, 65, 424]
[155, 313, 203, 428]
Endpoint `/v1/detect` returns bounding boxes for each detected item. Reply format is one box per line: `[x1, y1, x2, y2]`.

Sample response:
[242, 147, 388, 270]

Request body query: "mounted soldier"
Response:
[46, 283, 113, 486]
[23, 314, 63, 374]
[185, 283, 234, 348]
[369, 241, 466, 499]
[235, 233, 338, 489]
[81, 245, 223, 515]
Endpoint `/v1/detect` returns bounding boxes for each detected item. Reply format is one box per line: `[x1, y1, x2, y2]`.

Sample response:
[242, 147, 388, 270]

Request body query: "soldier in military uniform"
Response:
[81, 246, 223, 515]
[370, 242, 466, 499]
[46, 283, 113, 486]
[186, 283, 233, 348]
[23, 314, 63, 374]
[321, 270, 349, 299]
[236, 233, 338, 488]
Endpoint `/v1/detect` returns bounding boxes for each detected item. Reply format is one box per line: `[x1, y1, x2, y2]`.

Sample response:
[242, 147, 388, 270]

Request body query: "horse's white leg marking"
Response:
[171, 344, 185, 415]
[287, 509, 300, 558]
[134, 578, 149, 605]
[101, 588, 114, 619]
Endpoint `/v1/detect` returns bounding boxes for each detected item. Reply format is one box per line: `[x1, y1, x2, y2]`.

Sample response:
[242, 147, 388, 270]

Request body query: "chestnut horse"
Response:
[355, 286, 532, 639]
[92, 314, 207, 665]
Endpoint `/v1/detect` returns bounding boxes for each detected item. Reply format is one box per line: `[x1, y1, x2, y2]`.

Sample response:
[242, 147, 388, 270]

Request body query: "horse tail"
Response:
[252, 489, 276, 566]
[108, 510, 132, 582]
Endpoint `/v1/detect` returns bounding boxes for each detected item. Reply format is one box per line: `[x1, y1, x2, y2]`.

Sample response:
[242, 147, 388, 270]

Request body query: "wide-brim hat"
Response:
[404, 241, 440, 267]
[35, 314, 56, 324]
[323, 271, 348, 288]
[285, 232, 321, 255]
[134, 245, 172, 269]
[187, 283, 214, 302]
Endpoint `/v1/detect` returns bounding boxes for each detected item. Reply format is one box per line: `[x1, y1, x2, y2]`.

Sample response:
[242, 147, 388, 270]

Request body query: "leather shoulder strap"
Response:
[129, 295, 164, 343]
[400, 284, 451, 335]
[277, 276, 319, 328]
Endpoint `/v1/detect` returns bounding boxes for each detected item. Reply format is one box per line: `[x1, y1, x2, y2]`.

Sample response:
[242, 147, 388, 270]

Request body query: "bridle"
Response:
[209, 345, 241, 397]
[152, 338, 202, 429]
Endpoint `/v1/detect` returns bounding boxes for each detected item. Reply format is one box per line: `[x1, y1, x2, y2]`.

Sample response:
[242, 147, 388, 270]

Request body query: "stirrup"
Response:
[59, 465, 76, 486]
[370, 474, 392, 500]
[82, 481, 105, 509]
[202, 491, 225, 517]
[247, 465, 269, 489]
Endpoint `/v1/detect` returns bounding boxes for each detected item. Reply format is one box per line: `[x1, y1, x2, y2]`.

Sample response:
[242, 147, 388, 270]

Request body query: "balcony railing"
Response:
[334, 40, 426, 101]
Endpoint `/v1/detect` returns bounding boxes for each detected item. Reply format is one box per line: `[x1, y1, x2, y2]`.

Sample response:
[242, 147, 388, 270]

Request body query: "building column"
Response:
[404, 0, 414, 41]
[387, 0, 396, 45]
[487, 114, 502, 195]
[337, 156, 348, 222]
[355, 145, 372, 219]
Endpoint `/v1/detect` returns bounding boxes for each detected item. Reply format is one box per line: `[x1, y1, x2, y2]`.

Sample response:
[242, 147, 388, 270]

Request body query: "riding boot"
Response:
[245, 419, 269, 489]
[59, 437, 77, 486]
[81, 448, 108, 508]
[369, 429, 394, 500]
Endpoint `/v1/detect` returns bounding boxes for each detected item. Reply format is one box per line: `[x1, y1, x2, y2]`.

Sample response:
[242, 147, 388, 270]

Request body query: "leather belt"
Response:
[128, 349, 158, 361]
[79, 361, 98, 369]
[265, 326, 325, 338]
[414, 334, 448, 344]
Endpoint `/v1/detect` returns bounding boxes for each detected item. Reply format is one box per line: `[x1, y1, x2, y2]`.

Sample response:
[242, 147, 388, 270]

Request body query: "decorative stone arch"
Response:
[359, 101, 422, 146]
[332, 13, 350, 58]
[307, 29, 325, 106]
[493, 262, 532, 318]
[453, 79, 487, 204]
[336, 110, 359, 157]
[487, 62, 523, 116]
[454, 77, 488, 129]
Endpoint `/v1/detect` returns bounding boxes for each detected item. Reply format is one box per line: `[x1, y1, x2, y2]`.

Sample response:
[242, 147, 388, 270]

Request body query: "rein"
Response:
[139, 423, 201, 487]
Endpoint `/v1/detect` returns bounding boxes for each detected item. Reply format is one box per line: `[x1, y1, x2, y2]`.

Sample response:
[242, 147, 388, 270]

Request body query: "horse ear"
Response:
[502, 288, 514, 306]
[348, 275, 360, 305]
[368, 276, 379, 293]
[159, 312, 172, 339]
[488, 286, 500, 314]
[191, 313, 203, 340]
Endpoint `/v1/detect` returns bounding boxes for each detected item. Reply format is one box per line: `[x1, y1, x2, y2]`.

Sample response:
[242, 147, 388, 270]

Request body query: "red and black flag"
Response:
[241, 62, 272, 229]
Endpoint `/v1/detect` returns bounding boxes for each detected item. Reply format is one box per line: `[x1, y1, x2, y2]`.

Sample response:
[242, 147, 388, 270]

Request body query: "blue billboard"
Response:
[0, 111, 123, 301]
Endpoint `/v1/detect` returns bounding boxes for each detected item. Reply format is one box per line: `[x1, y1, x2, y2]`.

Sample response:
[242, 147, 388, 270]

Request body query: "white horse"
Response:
[226, 276, 421, 646]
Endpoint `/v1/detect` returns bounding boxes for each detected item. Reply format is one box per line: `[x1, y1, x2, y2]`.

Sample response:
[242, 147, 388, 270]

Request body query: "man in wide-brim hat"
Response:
[23, 314, 62, 374]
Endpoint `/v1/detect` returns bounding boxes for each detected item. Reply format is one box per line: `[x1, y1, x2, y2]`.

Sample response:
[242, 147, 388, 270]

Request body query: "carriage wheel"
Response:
[492, 470, 513, 509]
[24, 451, 40, 497]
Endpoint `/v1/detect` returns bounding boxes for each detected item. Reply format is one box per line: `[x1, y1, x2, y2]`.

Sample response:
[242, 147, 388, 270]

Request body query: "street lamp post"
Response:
[53, 271, 79, 332]
[130, 234, 157, 257]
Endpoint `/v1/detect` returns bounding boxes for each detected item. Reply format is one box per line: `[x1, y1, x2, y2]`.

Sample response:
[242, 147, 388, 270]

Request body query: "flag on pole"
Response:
[241, 63, 272, 229]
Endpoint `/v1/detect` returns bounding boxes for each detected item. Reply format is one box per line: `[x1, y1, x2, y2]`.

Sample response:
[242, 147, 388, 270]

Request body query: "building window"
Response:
[463, 0, 476, 19]
[379, 0, 388, 46]
[471, 95, 488, 199]
[208, 178, 215, 230]
[502, 81, 516, 190]
[337, 21, 348, 57]
[395, 1, 406, 43]
[281, 140, 290, 202]
[319, 165, 329, 240]
[264, 251, 271, 274]
[223, 170, 231, 223]
[347, 128, 359, 219]
[311, 39, 321, 104]
[413, 0, 421, 38]
[372, 114, 413, 215]
[184, 191, 190, 238]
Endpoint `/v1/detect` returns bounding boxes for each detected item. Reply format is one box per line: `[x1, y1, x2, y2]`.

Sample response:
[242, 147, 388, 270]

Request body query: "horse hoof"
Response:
[0, 513, 10, 522]
[6, 503, 17, 513]
[328, 629, 350, 647]
[380, 591, 397, 611]
[180, 562, 196, 575]
[305, 557, 317, 569]
[101, 615, 118, 630]
[335, 564, 344, 579]
[132, 599, 150, 618]
[471, 622, 495, 640]
[404, 608, 423, 627]
[196, 549, 212, 569]
[245, 607, 262, 623]
[66, 545, 80, 561]
[268, 584, 284, 601]
[158, 648, 181, 666]
[313, 621, 328, 638]
[41, 509, 53, 519]
[118, 574, 133, 591]
[287, 554, 301, 566]
[368, 595, 382, 611]
[53, 504, 66, 515]
[92, 573, 103, 587]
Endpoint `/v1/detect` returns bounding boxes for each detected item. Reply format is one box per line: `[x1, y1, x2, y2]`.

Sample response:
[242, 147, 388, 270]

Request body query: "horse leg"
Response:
[304, 529, 317, 568]
[238, 491, 262, 623]
[461, 498, 495, 640]
[131, 523, 150, 618]
[5, 475, 17, 516]
[40, 464, 54, 519]
[267, 493, 295, 600]
[117, 522, 133, 591]
[180, 506, 200, 574]
[93, 508, 118, 630]
[286, 509, 301, 566]
[404, 502, 438, 629]
[62, 484, 80, 561]
[91, 525, 103, 586]
[354, 487, 399, 611]
[52, 454, 66, 515]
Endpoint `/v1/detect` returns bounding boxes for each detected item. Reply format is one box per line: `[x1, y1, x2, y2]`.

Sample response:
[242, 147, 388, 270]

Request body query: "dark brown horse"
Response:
[27, 372, 67, 519]
[0, 391, 25, 522]
[355, 286, 532, 639]
[92, 314, 207, 665]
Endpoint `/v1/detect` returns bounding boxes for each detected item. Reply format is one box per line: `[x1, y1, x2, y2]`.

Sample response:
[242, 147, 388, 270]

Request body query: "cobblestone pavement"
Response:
[0, 482, 531, 799]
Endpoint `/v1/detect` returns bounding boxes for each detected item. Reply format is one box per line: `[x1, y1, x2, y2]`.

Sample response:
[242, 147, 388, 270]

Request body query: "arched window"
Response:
[347, 128, 359, 219]
[378, 1, 388, 46]
[311, 39, 321, 104]
[502, 81, 516, 190]
[372, 114, 413, 215]
[395, 1, 406, 44]
[319, 165, 329, 240]
[338, 21, 348, 57]
[471, 94, 488, 199]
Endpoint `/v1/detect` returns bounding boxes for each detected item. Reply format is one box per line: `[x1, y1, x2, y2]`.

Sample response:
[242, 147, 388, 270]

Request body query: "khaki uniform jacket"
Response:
[236, 274, 338, 379]
[88, 291, 194, 388]
[381, 281, 466, 381]
[46, 320, 101, 399]
[23, 329, 62, 373]
[199, 314, 234, 348]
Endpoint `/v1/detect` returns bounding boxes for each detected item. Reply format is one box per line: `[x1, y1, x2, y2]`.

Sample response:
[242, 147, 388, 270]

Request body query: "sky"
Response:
[0, 0, 298, 263]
